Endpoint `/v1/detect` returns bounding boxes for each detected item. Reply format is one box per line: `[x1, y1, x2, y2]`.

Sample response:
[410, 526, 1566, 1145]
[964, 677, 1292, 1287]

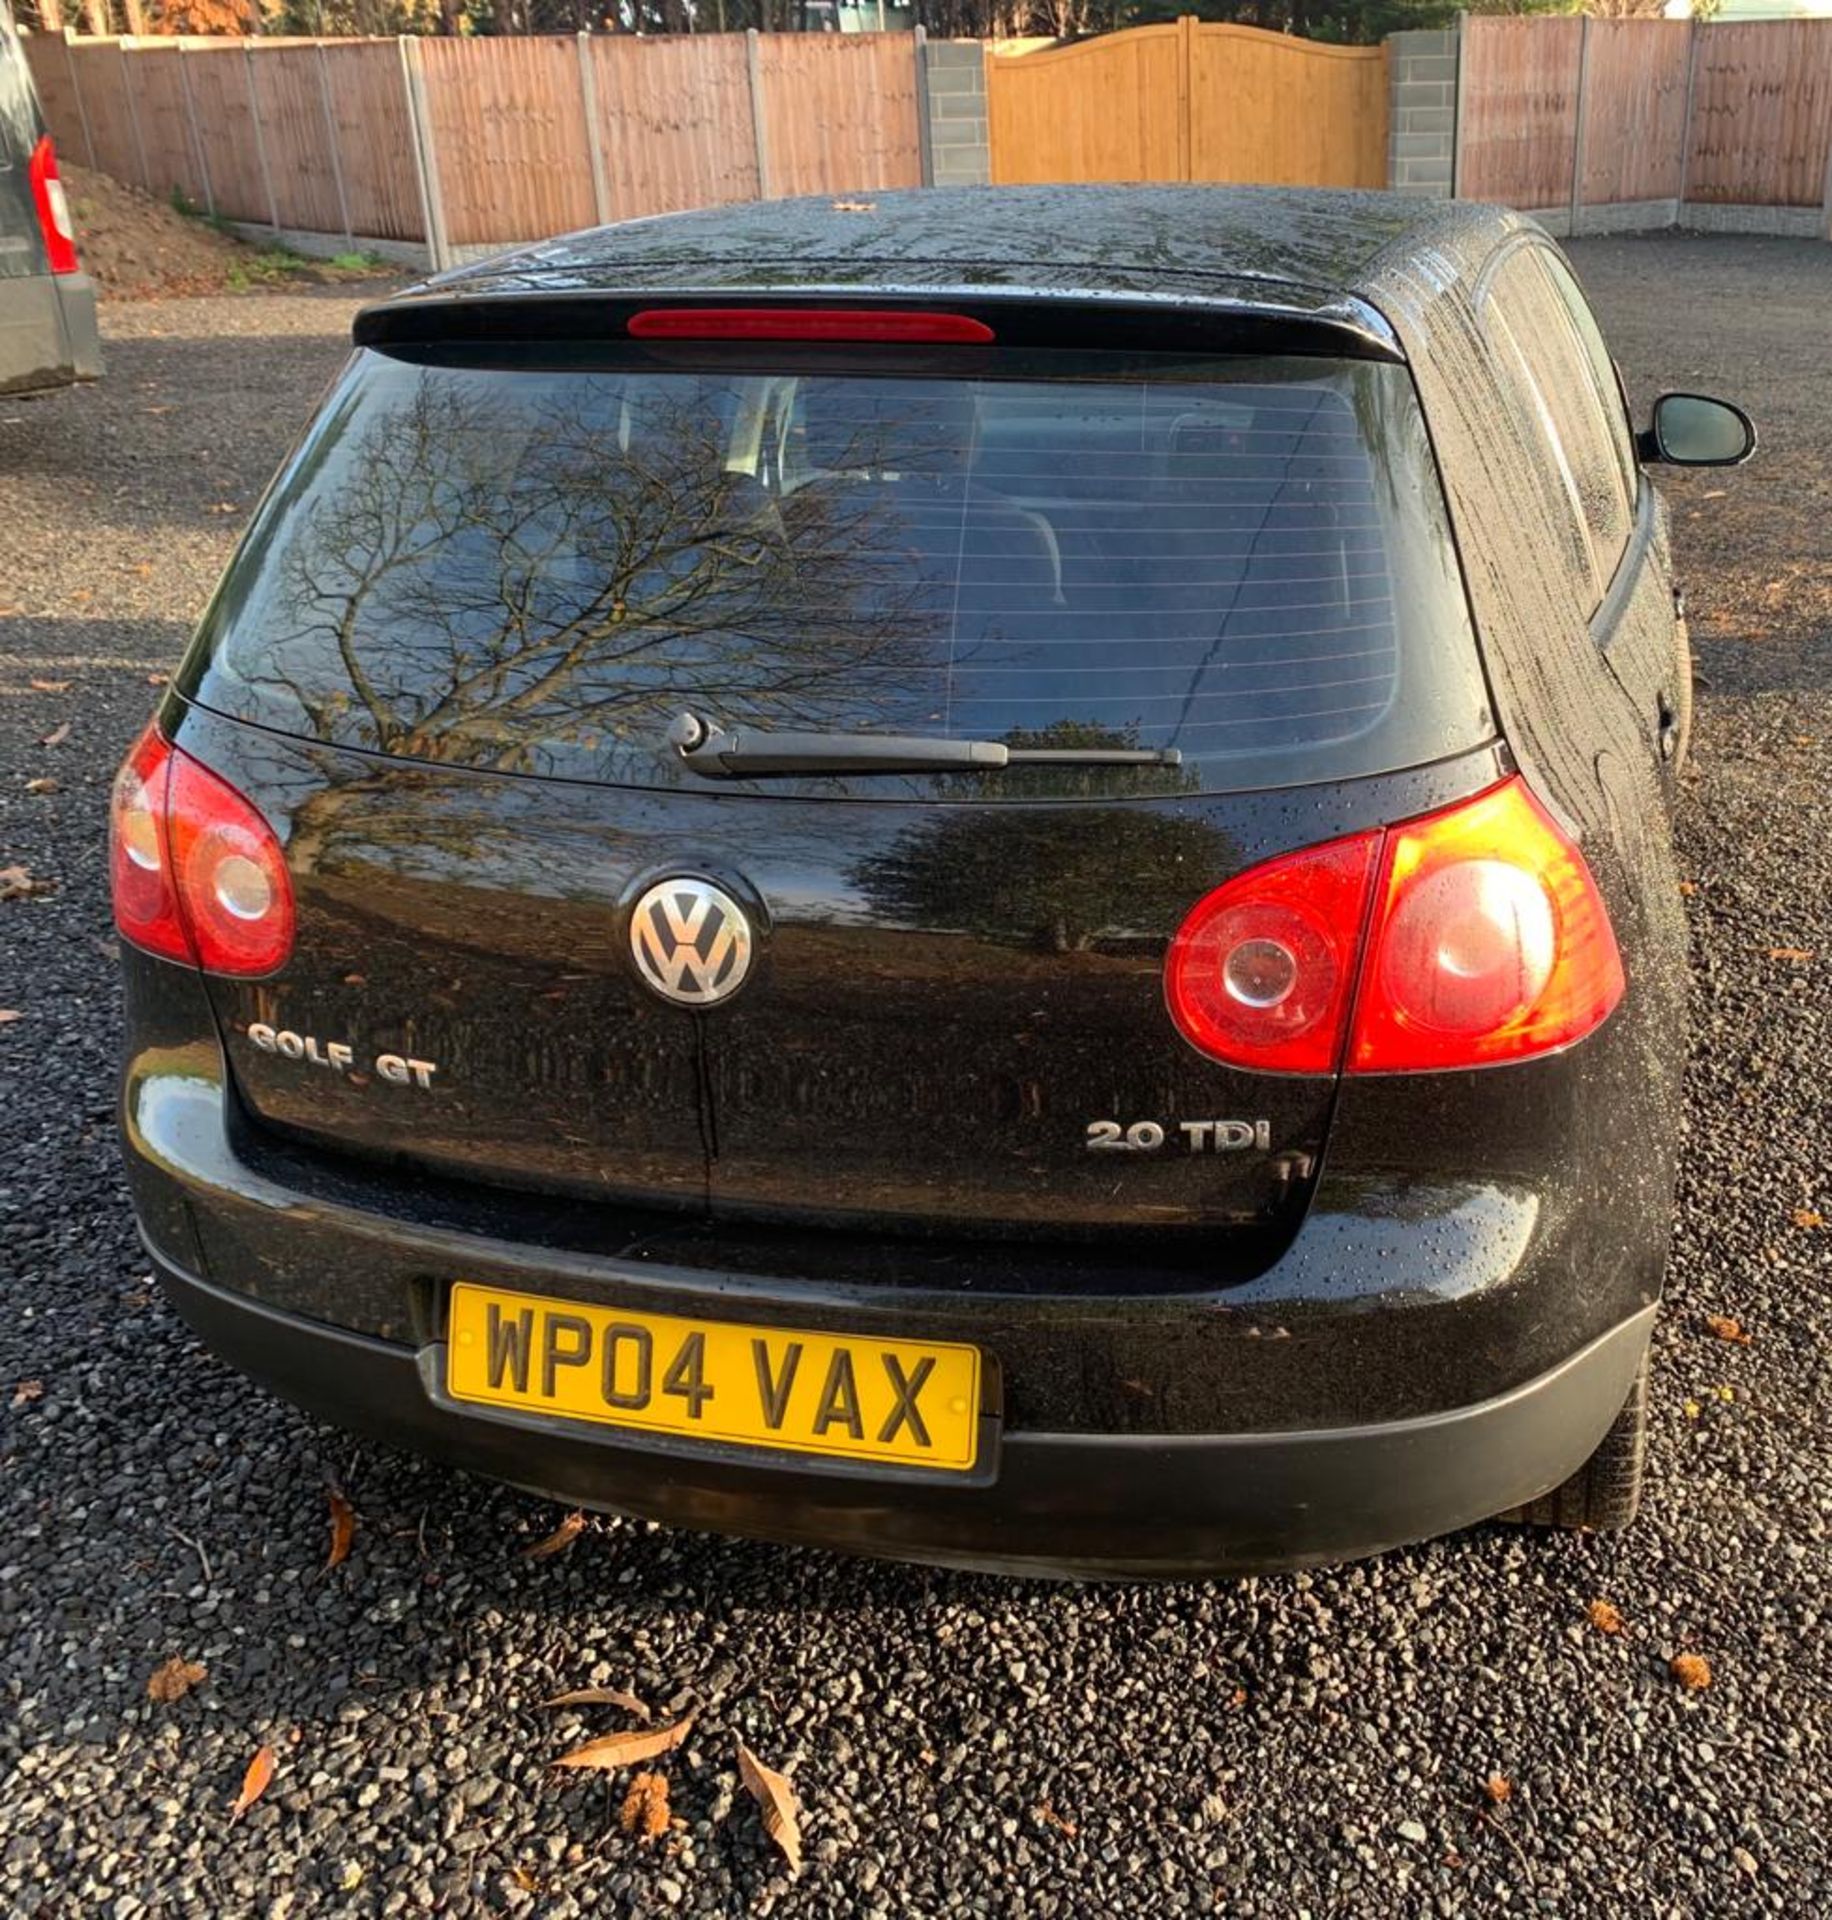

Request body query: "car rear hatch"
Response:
[172, 294, 1493, 1251]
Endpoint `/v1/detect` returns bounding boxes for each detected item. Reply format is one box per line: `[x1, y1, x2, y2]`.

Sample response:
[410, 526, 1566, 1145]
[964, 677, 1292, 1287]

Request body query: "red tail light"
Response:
[627, 307, 995, 345]
[1349, 778, 1623, 1072]
[1165, 777, 1623, 1076]
[1166, 831, 1381, 1074]
[28, 136, 79, 277]
[110, 725, 294, 976]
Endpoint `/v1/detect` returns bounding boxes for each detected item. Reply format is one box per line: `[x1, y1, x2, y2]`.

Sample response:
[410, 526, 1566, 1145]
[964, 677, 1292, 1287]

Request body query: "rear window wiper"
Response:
[668, 712, 1182, 778]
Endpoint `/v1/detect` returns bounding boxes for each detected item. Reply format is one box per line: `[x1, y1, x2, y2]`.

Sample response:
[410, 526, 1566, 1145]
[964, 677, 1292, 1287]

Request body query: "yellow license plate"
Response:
[445, 1284, 984, 1473]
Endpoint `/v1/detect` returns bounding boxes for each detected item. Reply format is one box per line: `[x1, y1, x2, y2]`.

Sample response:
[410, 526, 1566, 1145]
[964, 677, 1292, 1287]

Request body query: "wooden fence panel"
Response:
[987, 26, 1184, 184]
[320, 41, 423, 241]
[125, 44, 203, 208]
[1579, 22, 1692, 207]
[68, 42, 144, 186]
[1189, 23, 1386, 189]
[1688, 21, 1832, 207]
[591, 35, 758, 222]
[417, 34, 596, 248]
[758, 31, 922, 198]
[248, 44, 345, 235]
[181, 44, 271, 225]
[23, 35, 89, 166]
[1458, 16, 1583, 208]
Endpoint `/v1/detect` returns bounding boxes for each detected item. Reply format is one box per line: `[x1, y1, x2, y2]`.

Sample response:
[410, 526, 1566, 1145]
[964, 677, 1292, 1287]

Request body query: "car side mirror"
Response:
[1639, 392, 1756, 467]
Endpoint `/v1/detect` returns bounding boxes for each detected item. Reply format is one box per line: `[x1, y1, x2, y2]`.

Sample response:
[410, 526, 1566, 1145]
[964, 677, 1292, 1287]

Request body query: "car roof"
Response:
[421, 185, 1527, 319]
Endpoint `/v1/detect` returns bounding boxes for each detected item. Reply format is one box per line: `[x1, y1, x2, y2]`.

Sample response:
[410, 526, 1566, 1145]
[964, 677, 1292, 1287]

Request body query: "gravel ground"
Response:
[1, 242, 1829, 1918]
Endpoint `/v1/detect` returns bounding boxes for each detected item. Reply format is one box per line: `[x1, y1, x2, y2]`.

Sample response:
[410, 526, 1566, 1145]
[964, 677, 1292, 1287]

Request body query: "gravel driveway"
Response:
[2, 242, 1828, 1918]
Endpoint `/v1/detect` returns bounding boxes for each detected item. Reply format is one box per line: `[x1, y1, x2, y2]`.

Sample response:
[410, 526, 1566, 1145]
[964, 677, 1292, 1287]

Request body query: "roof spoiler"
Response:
[351, 287, 1403, 364]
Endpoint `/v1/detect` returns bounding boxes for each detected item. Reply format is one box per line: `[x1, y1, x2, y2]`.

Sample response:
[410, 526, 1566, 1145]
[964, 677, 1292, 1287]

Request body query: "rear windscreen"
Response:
[183, 345, 1491, 799]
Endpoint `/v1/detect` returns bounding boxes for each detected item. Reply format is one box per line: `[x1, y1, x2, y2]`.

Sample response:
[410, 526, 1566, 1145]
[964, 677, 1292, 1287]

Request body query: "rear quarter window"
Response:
[181, 343, 1493, 800]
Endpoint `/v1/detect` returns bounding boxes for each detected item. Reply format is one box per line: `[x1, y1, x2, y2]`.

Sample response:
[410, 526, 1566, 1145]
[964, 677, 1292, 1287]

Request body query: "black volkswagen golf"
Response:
[113, 188, 1752, 1577]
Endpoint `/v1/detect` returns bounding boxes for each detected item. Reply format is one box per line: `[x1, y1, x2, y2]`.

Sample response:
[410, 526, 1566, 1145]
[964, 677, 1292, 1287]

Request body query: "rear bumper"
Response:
[153, 1248, 1653, 1578]
[0, 270, 101, 395]
[122, 953, 1669, 1577]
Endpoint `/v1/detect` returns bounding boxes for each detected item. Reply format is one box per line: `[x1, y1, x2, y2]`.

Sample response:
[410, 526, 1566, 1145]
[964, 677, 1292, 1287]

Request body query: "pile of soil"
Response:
[59, 164, 255, 299]
[59, 164, 387, 300]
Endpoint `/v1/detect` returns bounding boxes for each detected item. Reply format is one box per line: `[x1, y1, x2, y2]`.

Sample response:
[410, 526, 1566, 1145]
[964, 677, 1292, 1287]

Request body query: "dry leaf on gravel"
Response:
[737, 1741, 804, 1875]
[1034, 1801, 1078, 1837]
[1483, 1774, 1512, 1806]
[326, 1488, 356, 1569]
[1670, 1653, 1714, 1692]
[0, 1011, 21, 1026]
[542, 1686, 651, 1720]
[1704, 1314, 1751, 1345]
[553, 1713, 695, 1774]
[831, 198, 876, 213]
[230, 1744, 277, 1821]
[1765, 947, 1815, 963]
[1792, 1208, 1824, 1230]
[39, 721, 71, 748]
[30, 679, 70, 693]
[520, 1509, 586, 1559]
[0, 865, 55, 901]
[25, 777, 58, 794]
[147, 1656, 207, 1703]
[1587, 1599, 1626, 1636]
[619, 1769, 672, 1845]
[9, 1378, 41, 1406]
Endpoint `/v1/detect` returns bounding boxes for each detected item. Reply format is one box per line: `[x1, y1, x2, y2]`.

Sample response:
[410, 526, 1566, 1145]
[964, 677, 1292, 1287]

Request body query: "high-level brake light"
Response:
[1165, 777, 1624, 1076]
[627, 308, 996, 345]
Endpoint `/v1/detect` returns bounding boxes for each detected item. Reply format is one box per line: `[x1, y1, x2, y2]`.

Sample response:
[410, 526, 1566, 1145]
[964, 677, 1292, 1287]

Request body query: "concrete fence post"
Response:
[1678, 19, 1701, 220]
[576, 32, 611, 226]
[62, 30, 97, 171]
[914, 25, 933, 187]
[1384, 23, 1458, 200]
[400, 35, 450, 273]
[1452, 11, 1468, 198]
[314, 40, 355, 252]
[177, 40, 215, 218]
[119, 38, 153, 196]
[1568, 15, 1592, 236]
[244, 42, 281, 235]
[1821, 96, 1832, 242]
[746, 29, 773, 199]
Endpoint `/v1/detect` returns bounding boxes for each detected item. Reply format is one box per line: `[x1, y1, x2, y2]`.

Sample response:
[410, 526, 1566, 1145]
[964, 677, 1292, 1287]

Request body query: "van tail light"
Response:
[28, 136, 80, 277]
[1165, 777, 1623, 1076]
[110, 724, 294, 976]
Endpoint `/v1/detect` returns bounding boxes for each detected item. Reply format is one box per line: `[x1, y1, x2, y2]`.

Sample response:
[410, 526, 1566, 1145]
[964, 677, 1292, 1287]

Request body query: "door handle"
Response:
[1657, 693, 1679, 761]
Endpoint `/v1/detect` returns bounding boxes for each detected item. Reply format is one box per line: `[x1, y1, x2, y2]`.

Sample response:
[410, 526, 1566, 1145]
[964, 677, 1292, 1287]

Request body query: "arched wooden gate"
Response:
[986, 19, 1389, 190]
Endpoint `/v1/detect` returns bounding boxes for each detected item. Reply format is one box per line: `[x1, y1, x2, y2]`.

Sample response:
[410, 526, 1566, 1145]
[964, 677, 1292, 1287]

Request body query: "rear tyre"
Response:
[1497, 1353, 1648, 1531]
